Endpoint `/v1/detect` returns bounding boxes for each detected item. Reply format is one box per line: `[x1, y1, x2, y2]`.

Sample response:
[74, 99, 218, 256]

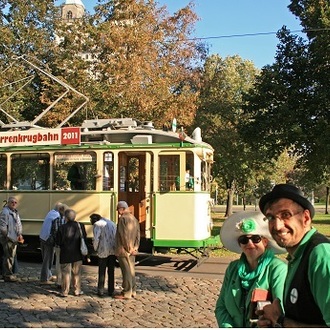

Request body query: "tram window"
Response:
[159, 155, 179, 191]
[186, 154, 194, 191]
[53, 152, 97, 190]
[201, 160, 213, 191]
[119, 166, 126, 192]
[103, 152, 114, 191]
[11, 154, 50, 190]
[128, 157, 139, 192]
[0, 155, 7, 190]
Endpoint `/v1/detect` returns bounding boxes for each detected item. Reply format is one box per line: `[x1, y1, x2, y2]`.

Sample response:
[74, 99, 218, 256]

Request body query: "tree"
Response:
[0, 0, 207, 129]
[0, 0, 60, 124]
[240, 0, 330, 188]
[195, 54, 260, 216]
[84, 0, 207, 127]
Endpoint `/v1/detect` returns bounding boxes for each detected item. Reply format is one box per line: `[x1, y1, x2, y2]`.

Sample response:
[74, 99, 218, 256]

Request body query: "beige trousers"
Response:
[60, 260, 82, 295]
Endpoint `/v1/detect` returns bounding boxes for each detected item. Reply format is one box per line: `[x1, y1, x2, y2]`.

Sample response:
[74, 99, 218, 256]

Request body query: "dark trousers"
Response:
[98, 255, 116, 295]
[0, 238, 17, 277]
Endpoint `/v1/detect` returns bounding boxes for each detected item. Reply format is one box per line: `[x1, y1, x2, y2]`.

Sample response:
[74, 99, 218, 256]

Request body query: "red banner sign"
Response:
[61, 127, 81, 145]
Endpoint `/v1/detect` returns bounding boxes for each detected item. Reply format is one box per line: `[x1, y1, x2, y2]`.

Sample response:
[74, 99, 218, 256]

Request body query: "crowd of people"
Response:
[0, 197, 140, 300]
[0, 183, 329, 327]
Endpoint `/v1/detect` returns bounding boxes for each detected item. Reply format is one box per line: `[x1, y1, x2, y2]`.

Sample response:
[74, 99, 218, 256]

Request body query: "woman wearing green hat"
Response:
[214, 211, 287, 328]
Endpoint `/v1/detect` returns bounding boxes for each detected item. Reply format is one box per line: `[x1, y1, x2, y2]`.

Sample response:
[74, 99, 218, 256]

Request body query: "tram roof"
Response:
[0, 117, 213, 151]
[80, 117, 212, 148]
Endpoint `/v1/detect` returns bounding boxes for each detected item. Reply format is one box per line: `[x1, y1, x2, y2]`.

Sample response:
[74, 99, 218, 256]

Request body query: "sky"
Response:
[58, 0, 305, 68]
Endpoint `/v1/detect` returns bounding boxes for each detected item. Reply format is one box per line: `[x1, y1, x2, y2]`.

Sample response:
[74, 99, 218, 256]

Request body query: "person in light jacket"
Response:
[0, 196, 24, 282]
[39, 202, 68, 285]
[113, 201, 140, 300]
[215, 211, 287, 328]
[90, 213, 117, 297]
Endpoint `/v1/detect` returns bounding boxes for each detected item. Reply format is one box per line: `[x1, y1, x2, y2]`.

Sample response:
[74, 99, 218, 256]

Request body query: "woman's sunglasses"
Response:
[238, 235, 262, 245]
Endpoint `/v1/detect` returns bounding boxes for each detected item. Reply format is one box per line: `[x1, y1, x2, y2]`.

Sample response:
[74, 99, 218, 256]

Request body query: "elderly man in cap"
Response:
[257, 184, 330, 328]
[113, 201, 140, 300]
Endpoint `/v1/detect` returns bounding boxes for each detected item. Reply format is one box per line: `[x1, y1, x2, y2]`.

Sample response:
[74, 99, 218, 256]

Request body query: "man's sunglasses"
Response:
[238, 235, 262, 245]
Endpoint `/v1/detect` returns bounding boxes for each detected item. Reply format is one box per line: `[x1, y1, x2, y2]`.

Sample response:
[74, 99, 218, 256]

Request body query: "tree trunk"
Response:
[225, 185, 235, 217]
[242, 187, 246, 211]
[326, 186, 329, 215]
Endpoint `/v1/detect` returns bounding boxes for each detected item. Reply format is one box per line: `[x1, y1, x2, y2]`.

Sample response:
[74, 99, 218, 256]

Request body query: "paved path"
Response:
[0, 255, 234, 328]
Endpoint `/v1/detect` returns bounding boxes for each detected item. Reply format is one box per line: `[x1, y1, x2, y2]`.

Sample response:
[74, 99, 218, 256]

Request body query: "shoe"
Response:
[49, 275, 57, 282]
[4, 275, 18, 282]
[113, 294, 131, 300]
[40, 280, 53, 285]
[74, 290, 84, 296]
[97, 290, 104, 297]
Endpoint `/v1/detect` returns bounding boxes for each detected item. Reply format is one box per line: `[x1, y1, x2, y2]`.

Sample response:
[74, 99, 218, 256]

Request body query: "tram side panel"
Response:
[0, 191, 116, 255]
[152, 192, 213, 249]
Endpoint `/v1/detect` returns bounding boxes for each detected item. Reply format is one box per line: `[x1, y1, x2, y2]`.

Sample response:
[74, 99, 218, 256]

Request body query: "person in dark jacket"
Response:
[67, 163, 85, 190]
[257, 184, 330, 327]
[56, 208, 87, 297]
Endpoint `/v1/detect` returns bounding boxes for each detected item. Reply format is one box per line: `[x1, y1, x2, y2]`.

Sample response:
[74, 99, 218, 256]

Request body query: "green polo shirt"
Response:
[285, 228, 330, 326]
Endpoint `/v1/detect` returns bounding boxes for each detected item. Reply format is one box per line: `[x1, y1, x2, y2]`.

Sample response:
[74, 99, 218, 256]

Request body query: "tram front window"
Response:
[11, 154, 50, 190]
[53, 152, 97, 190]
[201, 161, 211, 191]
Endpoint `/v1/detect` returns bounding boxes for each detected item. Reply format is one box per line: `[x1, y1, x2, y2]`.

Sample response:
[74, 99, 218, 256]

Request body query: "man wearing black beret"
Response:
[257, 184, 330, 328]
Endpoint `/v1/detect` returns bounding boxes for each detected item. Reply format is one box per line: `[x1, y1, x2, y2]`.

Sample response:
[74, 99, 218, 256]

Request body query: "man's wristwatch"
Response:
[274, 314, 285, 328]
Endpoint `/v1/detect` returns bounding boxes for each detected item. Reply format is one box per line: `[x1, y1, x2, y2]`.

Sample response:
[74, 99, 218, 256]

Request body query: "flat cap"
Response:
[117, 201, 128, 209]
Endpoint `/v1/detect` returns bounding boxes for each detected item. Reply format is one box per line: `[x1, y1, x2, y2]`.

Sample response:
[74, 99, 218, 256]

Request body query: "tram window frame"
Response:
[103, 152, 114, 191]
[128, 157, 140, 193]
[201, 160, 211, 191]
[159, 155, 180, 191]
[11, 153, 50, 190]
[53, 152, 97, 191]
[119, 165, 126, 192]
[185, 153, 194, 191]
[0, 155, 6, 190]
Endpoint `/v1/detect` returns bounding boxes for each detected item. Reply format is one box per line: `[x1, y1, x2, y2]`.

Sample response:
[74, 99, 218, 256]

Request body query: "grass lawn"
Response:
[210, 205, 330, 258]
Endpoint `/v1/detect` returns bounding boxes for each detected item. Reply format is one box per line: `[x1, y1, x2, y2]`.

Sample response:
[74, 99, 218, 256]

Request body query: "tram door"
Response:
[118, 152, 148, 239]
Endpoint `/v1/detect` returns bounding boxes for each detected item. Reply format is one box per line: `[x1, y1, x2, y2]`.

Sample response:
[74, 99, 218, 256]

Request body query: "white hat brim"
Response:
[220, 210, 286, 254]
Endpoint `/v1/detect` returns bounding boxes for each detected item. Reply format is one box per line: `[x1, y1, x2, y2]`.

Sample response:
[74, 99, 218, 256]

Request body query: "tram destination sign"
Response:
[0, 127, 81, 147]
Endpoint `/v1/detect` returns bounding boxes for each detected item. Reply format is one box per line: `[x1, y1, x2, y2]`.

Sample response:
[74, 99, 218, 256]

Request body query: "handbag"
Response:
[78, 223, 88, 256]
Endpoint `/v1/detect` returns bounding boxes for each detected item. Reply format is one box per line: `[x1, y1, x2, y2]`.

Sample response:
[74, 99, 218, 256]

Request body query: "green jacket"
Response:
[215, 256, 287, 328]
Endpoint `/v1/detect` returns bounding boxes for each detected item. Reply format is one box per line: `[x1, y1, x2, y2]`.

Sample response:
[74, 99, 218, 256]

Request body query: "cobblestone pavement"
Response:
[0, 256, 229, 328]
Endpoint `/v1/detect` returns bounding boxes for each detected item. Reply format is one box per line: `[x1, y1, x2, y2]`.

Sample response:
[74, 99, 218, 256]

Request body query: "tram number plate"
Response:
[61, 127, 81, 145]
